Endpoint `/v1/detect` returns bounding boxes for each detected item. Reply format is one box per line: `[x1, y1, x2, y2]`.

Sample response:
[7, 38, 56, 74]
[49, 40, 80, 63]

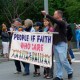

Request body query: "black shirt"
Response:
[46, 15, 67, 45]
[1, 32, 9, 42]
[67, 26, 73, 41]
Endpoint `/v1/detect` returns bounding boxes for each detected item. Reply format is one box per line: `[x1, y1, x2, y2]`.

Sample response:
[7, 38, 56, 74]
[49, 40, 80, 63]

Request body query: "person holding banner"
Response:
[1, 23, 7, 56]
[43, 18, 54, 32]
[13, 18, 25, 74]
[41, 10, 73, 80]
[33, 22, 42, 77]
[43, 18, 54, 79]
[23, 19, 35, 76]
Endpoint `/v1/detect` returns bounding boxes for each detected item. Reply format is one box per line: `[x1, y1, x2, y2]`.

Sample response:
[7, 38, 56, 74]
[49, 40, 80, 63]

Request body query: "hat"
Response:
[15, 18, 22, 23]
[34, 22, 42, 27]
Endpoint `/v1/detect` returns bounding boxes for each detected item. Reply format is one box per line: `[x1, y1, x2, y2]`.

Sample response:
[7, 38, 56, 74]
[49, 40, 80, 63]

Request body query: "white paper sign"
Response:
[9, 32, 53, 67]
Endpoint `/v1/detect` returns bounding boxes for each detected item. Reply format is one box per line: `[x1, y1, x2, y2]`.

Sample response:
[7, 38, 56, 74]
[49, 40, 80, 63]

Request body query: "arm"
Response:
[46, 15, 64, 27]
[41, 11, 65, 27]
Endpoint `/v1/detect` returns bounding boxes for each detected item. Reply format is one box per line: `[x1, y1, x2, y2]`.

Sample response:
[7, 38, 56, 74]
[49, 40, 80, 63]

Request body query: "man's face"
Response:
[53, 11, 59, 19]
[14, 21, 20, 27]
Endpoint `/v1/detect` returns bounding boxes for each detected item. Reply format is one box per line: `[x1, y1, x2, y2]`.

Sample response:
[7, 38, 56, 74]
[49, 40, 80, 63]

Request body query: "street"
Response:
[0, 52, 80, 80]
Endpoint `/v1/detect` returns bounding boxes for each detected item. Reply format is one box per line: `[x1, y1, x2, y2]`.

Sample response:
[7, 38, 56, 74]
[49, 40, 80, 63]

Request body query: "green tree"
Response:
[0, 0, 44, 25]
[49, 0, 66, 15]
[65, 0, 80, 23]
[48, 0, 80, 23]
[0, 0, 80, 25]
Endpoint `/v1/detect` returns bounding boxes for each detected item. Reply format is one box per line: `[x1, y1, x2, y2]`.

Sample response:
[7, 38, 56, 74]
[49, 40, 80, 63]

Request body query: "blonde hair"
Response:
[24, 19, 33, 28]
[2, 27, 7, 32]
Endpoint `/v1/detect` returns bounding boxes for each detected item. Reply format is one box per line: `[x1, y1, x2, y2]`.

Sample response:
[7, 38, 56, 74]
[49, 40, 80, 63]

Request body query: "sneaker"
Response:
[68, 73, 73, 79]
[53, 77, 63, 80]
[46, 76, 53, 79]
[14, 71, 22, 74]
[71, 58, 75, 62]
[23, 73, 30, 76]
[44, 74, 48, 78]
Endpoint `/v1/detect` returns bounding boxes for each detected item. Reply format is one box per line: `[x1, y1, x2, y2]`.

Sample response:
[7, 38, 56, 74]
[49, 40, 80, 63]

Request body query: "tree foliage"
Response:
[0, 0, 80, 25]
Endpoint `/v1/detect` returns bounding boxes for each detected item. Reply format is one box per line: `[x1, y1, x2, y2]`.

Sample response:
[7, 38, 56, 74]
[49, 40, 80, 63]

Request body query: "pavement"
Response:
[0, 52, 80, 80]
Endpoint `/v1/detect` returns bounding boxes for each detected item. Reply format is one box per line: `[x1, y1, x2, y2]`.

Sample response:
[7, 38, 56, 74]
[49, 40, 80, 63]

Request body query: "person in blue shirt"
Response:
[13, 18, 25, 74]
[75, 28, 80, 49]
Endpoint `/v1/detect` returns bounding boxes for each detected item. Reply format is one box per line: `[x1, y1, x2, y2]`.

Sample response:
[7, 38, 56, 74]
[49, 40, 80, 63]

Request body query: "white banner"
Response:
[9, 32, 53, 67]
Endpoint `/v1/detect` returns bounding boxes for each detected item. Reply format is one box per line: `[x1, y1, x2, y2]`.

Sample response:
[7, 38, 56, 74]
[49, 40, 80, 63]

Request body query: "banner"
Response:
[9, 32, 53, 67]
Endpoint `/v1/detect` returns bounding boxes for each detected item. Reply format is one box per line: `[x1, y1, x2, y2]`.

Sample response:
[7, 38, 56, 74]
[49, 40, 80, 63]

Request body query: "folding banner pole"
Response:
[44, 0, 48, 14]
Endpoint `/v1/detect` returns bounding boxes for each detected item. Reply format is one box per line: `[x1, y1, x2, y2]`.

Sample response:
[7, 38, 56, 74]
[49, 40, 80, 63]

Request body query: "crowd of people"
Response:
[1, 10, 79, 80]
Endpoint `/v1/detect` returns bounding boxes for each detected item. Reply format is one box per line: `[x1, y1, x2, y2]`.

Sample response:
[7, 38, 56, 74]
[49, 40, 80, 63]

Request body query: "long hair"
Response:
[43, 18, 53, 28]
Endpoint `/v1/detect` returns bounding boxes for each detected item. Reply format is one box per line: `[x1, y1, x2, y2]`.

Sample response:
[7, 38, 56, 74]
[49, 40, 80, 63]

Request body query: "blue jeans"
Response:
[53, 42, 73, 79]
[68, 41, 75, 59]
[25, 63, 30, 74]
[77, 40, 80, 49]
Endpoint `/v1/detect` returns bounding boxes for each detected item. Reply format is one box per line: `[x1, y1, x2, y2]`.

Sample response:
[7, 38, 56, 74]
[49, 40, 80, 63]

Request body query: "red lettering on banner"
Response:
[21, 42, 31, 50]
[32, 44, 43, 51]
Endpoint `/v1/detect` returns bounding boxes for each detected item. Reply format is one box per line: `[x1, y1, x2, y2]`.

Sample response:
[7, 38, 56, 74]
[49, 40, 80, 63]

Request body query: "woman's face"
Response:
[2, 24, 6, 28]
[43, 19, 49, 27]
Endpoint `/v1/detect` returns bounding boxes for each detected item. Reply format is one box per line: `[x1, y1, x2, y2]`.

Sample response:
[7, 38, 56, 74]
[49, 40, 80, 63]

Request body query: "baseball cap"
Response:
[34, 22, 42, 27]
[15, 18, 22, 23]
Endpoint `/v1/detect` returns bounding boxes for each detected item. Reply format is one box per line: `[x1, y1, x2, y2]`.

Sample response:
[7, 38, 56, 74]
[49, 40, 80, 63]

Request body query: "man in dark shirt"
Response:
[41, 10, 73, 80]
[13, 18, 25, 74]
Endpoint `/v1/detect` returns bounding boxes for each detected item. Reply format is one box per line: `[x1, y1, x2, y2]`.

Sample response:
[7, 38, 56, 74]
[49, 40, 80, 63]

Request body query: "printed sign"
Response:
[9, 32, 53, 67]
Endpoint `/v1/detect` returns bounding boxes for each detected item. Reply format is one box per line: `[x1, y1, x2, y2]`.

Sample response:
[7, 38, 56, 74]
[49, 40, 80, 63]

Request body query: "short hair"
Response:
[56, 10, 63, 17]
[24, 19, 33, 28]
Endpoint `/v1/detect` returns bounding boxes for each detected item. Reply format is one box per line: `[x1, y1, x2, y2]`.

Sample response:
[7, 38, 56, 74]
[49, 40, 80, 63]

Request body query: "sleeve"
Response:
[46, 15, 65, 27]
[49, 27, 54, 32]
[31, 27, 35, 32]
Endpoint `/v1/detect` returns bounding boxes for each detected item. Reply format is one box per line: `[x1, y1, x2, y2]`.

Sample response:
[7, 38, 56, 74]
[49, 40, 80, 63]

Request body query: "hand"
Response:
[41, 11, 47, 15]
[48, 31, 50, 34]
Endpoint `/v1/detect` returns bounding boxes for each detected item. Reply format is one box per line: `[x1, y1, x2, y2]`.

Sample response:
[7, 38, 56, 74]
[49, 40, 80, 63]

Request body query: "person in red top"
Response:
[43, 18, 54, 32]
[41, 10, 73, 80]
